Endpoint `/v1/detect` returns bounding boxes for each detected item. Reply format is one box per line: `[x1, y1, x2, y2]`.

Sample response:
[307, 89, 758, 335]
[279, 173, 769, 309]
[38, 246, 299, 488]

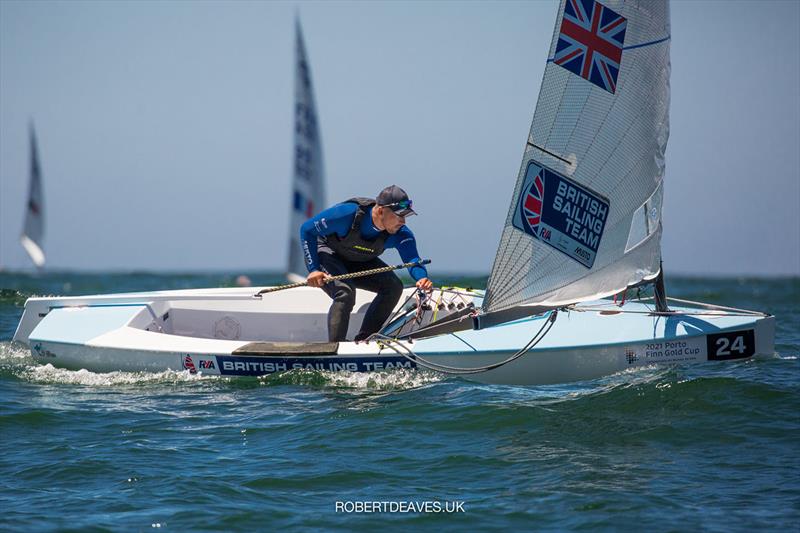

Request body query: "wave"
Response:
[0, 289, 37, 307]
[257, 367, 444, 391]
[2, 340, 794, 408]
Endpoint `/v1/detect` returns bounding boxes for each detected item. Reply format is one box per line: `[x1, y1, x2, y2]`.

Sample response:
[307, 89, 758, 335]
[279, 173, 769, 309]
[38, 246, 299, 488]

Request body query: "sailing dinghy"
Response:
[13, 1, 775, 385]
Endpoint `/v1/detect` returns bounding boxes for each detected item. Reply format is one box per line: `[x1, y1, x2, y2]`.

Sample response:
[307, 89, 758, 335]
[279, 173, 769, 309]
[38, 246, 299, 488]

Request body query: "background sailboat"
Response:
[286, 18, 326, 282]
[20, 122, 45, 269]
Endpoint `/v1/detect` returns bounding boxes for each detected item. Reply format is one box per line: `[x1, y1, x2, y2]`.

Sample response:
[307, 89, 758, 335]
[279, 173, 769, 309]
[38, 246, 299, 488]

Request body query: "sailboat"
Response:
[20, 122, 45, 268]
[12, 1, 774, 385]
[287, 19, 326, 282]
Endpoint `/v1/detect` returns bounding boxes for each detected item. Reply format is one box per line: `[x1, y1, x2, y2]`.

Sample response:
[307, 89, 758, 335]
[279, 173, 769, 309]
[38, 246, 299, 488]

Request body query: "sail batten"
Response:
[484, 0, 670, 314]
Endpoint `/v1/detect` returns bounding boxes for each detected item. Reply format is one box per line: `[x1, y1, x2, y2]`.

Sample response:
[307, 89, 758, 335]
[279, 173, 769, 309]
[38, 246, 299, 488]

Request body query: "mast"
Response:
[653, 260, 669, 313]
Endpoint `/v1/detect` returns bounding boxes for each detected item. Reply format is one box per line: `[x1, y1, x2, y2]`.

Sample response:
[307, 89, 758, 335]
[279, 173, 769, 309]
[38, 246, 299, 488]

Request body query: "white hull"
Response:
[13, 286, 774, 386]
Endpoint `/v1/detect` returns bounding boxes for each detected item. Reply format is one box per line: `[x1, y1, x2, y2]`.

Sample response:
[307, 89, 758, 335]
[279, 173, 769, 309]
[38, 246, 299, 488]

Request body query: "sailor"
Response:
[300, 185, 433, 342]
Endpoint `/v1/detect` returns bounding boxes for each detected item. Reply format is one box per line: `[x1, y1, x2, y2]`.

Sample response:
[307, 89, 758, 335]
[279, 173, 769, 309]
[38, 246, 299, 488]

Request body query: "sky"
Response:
[1, 0, 798, 276]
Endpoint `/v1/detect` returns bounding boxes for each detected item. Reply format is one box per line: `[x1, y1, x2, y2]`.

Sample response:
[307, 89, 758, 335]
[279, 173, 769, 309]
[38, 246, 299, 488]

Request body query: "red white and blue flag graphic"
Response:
[554, 0, 627, 93]
[183, 355, 197, 374]
[521, 171, 545, 237]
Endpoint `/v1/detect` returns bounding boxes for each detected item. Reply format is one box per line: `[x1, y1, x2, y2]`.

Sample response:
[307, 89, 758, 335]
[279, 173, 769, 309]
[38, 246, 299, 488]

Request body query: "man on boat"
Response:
[300, 185, 433, 342]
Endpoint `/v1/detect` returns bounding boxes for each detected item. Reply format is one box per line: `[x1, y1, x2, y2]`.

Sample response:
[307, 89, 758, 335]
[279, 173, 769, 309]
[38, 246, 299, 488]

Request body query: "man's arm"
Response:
[299, 203, 358, 281]
[388, 227, 432, 290]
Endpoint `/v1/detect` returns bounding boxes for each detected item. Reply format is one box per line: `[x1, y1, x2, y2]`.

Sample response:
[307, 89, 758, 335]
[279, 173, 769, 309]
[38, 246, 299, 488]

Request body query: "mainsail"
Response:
[483, 0, 670, 316]
[20, 123, 45, 268]
[287, 18, 326, 281]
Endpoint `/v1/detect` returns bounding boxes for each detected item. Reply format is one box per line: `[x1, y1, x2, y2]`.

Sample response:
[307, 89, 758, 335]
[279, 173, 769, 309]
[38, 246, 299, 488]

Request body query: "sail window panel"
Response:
[626, 182, 663, 253]
[626, 207, 649, 253]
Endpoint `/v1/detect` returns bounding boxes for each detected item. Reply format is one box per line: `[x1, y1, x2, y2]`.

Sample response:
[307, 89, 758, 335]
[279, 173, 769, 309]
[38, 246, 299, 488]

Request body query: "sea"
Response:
[0, 272, 797, 531]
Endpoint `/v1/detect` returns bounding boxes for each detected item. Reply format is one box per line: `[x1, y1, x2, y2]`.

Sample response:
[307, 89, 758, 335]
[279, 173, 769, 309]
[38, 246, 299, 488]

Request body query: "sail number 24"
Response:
[706, 330, 755, 360]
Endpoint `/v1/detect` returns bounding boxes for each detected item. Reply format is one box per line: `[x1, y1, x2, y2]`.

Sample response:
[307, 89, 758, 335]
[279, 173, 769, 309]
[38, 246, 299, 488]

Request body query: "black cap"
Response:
[376, 185, 416, 216]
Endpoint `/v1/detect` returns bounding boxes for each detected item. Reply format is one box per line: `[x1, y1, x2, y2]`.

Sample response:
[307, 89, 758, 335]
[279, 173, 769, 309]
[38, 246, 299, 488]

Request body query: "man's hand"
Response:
[307, 270, 329, 288]
[415, 277, 433, 291]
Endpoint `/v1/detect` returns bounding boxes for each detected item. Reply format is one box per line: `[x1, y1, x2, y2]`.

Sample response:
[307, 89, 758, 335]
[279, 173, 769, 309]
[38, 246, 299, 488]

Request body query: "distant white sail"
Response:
[287, 18, 326, 281]
[21, 123, 45, 268]
[484, 0, 670, 314]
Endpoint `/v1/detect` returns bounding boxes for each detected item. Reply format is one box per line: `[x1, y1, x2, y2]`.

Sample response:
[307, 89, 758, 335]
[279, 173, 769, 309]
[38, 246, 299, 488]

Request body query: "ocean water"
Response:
[0, 272, 797, 531]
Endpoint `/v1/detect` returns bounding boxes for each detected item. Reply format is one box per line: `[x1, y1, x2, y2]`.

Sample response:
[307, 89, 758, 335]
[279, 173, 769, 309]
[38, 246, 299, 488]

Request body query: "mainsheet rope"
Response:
[369, 310, 558, 375]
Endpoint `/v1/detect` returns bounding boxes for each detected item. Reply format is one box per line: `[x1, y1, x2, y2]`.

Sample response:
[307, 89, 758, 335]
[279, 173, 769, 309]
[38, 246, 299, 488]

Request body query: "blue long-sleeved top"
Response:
[300, 202, 428, 281]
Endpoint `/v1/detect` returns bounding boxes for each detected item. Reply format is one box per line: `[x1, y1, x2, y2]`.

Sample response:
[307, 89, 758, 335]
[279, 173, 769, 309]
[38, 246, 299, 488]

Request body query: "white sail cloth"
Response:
[484, 0, 670, 314]
[287, 19, 326, 281]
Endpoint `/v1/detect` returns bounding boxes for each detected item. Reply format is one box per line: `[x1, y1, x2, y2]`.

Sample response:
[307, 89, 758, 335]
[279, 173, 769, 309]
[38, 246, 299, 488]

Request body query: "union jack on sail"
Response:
[554, 0, 627, 93]
[521, 170, 545, 236]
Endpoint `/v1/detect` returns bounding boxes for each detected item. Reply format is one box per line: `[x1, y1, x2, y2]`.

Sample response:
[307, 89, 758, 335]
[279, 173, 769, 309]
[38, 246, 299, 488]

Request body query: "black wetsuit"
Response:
[299, 198, 428, 341]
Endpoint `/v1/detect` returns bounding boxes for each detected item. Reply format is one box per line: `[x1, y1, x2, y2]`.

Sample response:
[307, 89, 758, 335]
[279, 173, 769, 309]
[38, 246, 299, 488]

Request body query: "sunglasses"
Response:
[382, 199, 413, 211]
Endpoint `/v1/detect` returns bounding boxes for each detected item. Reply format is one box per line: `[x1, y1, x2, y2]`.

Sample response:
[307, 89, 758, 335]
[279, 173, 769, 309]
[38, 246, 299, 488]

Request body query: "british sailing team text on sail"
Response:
[553, 179, 608, 250]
